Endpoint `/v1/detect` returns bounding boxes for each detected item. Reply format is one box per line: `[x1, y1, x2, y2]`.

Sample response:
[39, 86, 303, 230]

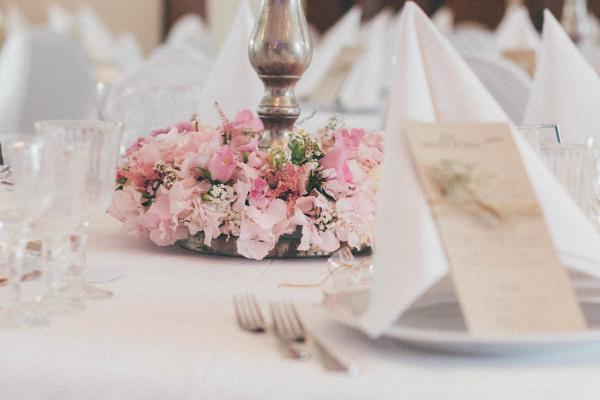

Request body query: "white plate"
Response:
[324, 287, 600, 355]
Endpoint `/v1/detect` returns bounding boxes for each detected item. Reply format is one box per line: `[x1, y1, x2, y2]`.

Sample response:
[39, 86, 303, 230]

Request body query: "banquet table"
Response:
[2, 216, 600, 400]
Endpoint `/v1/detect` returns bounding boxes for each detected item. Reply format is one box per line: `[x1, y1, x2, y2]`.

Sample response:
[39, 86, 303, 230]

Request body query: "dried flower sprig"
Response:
[429, 160, 503, 222]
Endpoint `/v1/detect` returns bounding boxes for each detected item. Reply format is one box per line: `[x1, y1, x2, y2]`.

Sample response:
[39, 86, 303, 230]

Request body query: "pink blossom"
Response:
[230, 135, 258, 153]
[232, 109, 263, 133]
[249, 178, 268, 204]
[151, 121, 196, 137]
[246, 199, 287, 230]
[208, 145, 236, 183]
[233, 180, 252, 212]
[109, 188, 144, 234]
[237, 219, 277, 260]
[125, 137, 146, 157]
[319, 129, 364, 184]
[137, 191, 189, 246]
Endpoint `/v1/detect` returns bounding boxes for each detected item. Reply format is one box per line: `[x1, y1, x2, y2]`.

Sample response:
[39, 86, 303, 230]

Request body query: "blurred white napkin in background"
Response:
[113, 33, 144, 72]
[76, 4, 114, 62]
[524, 10, 600, 144]
[432, 6, 454, 36]
[297, 7, 362, 101]
[361, 2, 600, 338]
[495, 4, 540, 50]
[196, 0, 262, 126]
[47, 3, 73, 36]
[338, 10, 392, 111]
[167, 14, 215, 58]
[4, 4, 28, 35]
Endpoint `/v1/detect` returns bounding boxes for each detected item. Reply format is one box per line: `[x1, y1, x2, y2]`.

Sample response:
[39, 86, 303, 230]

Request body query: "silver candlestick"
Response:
[249, 0, 313, 148]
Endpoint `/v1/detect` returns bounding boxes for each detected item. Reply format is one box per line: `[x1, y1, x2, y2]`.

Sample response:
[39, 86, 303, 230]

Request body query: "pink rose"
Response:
[208, 145, 236, 183]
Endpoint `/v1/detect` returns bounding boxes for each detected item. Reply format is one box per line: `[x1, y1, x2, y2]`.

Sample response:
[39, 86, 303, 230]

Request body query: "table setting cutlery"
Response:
[233, 294, 358, 375]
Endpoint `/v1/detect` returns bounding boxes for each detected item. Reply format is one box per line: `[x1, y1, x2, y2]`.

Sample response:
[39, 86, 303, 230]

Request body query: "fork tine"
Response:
[242, 295, 261, 330]
[288, 303, 306, 336]
[269, 303, 282, 336]
[284, 303, 305, 341]
[233, 295, 247, 329]
[249, 295, 265, 326]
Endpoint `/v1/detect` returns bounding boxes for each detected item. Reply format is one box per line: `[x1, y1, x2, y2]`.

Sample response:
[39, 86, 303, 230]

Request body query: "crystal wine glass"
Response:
[30, 131, 90, 314]
[0, 134, 54, 327]
[35, 120, 124, 301]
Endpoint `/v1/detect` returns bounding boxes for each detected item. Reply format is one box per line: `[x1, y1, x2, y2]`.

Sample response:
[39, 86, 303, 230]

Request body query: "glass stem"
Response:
[7, 234, 27, 306]
[70, 223, 90, 285]
[41, 239, 62, 297]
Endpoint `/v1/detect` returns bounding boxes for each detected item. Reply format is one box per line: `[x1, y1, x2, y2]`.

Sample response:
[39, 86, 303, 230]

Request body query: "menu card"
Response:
[405, 121, 586, 334]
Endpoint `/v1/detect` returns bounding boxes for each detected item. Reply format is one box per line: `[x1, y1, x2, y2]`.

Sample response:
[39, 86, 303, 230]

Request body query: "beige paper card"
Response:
[405, 121, 586, 334]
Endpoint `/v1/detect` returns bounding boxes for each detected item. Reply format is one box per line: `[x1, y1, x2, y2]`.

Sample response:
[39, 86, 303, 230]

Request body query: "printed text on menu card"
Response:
[405, 121, 586, 334]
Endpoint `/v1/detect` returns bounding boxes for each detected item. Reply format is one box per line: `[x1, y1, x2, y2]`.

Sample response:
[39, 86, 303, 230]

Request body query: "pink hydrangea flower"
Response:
[208, 145, 236, 183]
[232, 109, 264, 133]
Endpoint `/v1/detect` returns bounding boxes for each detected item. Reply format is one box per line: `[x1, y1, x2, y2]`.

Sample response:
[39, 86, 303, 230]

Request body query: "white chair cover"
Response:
[0, 29, 94, 133]
[464, 55, 531, 123]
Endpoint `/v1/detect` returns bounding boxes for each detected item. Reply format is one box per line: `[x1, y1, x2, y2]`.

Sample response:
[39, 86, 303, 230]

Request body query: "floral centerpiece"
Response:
[109, 109, 382, 260]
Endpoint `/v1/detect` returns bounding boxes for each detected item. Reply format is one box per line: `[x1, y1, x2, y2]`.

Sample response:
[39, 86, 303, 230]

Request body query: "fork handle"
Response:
[276, 337, 309, 360]
[312, 336, 359, 375]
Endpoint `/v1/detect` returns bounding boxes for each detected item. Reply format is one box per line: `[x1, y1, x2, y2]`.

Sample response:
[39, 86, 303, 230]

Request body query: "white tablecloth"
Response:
[2, 216, 600, 399]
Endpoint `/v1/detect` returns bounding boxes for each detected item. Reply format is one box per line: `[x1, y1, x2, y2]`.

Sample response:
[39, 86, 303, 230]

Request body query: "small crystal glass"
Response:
[105, 83, 201, 149]
[31, 131, 90, 314]
[0, 134, 54, 327]
[35, 120, 124, 302]
[518, 124, 562, 151]
[539, 142, 599, 229]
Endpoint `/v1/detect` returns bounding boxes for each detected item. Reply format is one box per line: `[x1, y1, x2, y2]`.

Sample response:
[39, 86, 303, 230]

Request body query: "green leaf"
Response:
[242, 151, 249, 163]
[115, 186, 124, 191]
[142, 200, 152, 207]
[117, 177, 128, 185]
[197, 167, 212, 182]
[142, 193, 153, 199]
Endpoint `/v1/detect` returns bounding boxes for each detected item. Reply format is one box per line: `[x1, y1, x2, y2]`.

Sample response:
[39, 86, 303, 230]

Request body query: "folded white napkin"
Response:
[47, 4, 73, 36]
[196, 0, 262, 126]
[296, 7, 361, 100]
[524, 11, 600, 144]
[76, 4, 114, 62]
[495, 4, 540, 50]
[338, 10, 392, 111]
[432, 6, 454, 36]
[361, 2, 600, 338]
[167, 14, 215, 58]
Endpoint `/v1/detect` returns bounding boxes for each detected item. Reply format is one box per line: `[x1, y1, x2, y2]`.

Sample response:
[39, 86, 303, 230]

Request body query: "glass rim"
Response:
[34, 119, 123, 131]
[518, 123, 560, 129]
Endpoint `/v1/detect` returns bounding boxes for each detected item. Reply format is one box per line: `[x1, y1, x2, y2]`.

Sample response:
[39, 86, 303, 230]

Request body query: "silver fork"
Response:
[278, 302, 359, 375]
[233, 294, 266, 333]
[270, 302, 310, 360]
[233, 295, 307, 360]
